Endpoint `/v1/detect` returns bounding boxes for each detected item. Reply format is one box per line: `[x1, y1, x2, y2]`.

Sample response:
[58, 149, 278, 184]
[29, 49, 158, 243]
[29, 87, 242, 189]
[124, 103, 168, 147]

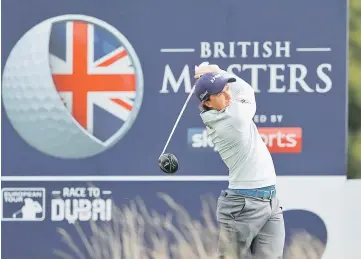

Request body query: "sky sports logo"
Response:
[187, 127, 302, 153]
[187, 128, 216, 151]
[258, 127, 302, 153]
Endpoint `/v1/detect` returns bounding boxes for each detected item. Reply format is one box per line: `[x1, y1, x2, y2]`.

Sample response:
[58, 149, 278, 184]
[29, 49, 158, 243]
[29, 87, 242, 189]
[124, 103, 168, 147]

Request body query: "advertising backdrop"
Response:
[1, 0, 347, 177]
[1, 0, 348, 258]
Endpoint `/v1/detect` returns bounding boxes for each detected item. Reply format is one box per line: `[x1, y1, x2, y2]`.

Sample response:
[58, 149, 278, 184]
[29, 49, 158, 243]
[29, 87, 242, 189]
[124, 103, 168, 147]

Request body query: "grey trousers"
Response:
[216, 189, 285, 259]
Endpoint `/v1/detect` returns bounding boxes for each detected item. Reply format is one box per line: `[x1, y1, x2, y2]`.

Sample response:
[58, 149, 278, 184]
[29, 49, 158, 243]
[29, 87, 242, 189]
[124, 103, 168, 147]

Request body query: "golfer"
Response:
[194, 63, 285, 258]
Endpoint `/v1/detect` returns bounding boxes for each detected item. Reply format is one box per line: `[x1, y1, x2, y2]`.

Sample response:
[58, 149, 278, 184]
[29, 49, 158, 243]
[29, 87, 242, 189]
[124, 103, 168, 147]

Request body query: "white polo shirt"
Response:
[200, 71, 276, 189]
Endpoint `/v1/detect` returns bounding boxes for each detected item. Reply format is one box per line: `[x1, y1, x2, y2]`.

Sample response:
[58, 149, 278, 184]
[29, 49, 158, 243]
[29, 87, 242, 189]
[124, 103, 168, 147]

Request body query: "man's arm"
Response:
[194, 63, 256, 130]
[221, 76, 255, 132]
[194, 62, 220, 79]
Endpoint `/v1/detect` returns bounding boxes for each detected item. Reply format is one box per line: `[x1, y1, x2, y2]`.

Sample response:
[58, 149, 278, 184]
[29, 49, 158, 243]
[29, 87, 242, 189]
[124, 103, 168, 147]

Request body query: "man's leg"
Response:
[217, 223, 242, 258]
[216, 191, 254, 258]
[217, 221, 255, 258]
[251, 197, 285, 259]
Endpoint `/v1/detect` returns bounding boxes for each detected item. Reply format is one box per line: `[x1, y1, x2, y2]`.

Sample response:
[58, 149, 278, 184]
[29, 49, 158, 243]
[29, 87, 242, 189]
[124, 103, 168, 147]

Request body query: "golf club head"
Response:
[158, 153, 178, 174]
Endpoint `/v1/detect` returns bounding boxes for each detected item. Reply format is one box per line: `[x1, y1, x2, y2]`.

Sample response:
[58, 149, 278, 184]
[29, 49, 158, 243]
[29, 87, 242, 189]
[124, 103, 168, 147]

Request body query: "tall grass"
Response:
[53, 193, 325, 259]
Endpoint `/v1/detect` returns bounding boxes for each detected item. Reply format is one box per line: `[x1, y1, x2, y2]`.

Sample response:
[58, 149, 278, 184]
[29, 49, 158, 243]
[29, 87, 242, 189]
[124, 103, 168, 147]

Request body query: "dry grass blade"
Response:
[284, 231, 325, 259]
[73, 223, 94, 256]
[53, 192, 326, 259]
[53, 249, 76, 259]
[56, 228, 87, 259]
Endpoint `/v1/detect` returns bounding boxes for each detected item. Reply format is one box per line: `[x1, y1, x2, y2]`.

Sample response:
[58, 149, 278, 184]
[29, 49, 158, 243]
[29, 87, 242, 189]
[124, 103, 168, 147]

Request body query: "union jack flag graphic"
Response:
[49, 21, 138, 142]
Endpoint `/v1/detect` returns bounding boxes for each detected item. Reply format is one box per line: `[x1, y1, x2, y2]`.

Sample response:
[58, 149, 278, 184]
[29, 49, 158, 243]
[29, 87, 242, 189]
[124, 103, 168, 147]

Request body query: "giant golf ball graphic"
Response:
[2, 15, 144, 159]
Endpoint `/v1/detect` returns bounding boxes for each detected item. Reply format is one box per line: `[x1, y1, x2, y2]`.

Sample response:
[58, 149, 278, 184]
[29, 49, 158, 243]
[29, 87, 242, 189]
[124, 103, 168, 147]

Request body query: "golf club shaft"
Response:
[161, 85, 196, 156]
[13, 209, 21, 217]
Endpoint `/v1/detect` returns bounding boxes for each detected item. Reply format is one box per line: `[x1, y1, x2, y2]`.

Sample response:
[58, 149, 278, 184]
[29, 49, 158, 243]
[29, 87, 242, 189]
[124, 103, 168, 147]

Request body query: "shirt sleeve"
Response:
[219, 70, 256, 131]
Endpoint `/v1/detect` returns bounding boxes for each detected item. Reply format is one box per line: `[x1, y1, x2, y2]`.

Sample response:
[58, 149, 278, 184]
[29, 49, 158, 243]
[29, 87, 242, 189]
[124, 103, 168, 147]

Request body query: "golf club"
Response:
[158, 84, 197, 173]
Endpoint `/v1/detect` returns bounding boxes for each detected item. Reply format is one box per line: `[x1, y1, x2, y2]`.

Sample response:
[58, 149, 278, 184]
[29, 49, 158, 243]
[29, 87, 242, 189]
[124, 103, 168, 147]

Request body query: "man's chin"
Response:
[219, 103, 230, 111]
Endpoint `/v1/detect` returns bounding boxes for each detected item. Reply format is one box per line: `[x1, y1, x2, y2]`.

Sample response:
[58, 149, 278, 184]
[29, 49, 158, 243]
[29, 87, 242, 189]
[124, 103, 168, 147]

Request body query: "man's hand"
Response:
[194, 62, 220, 79]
